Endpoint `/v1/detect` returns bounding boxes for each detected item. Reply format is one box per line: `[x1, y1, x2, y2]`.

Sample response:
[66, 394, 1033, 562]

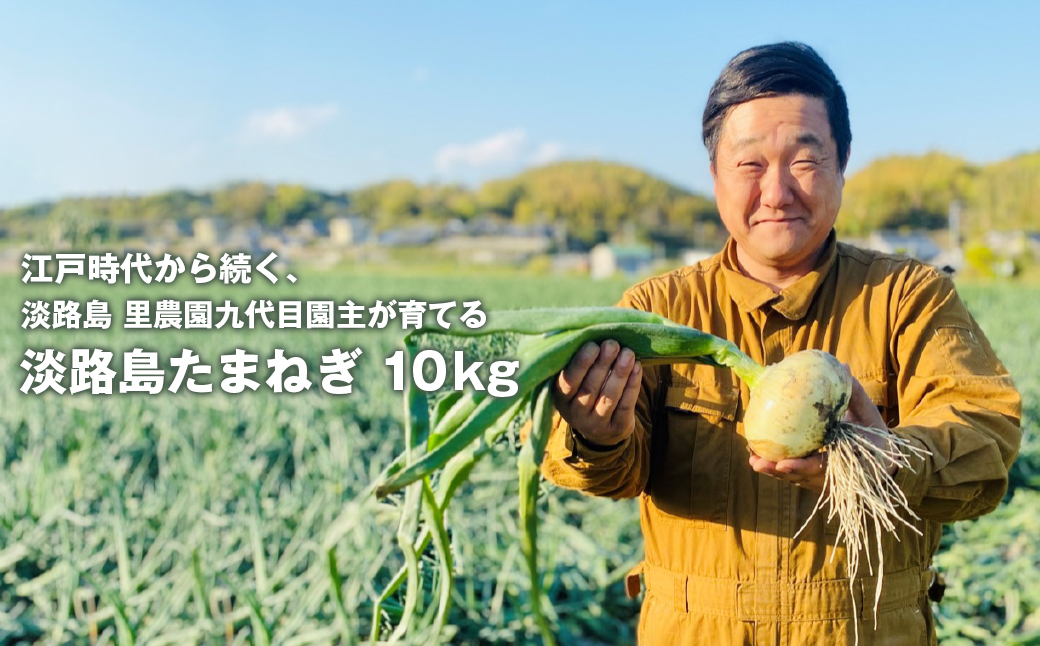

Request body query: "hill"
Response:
[475, 161, 718, 244]
[0, 161, 720, 250]
[2, 153, 1037, 250]
[839, 151, 1040, 235]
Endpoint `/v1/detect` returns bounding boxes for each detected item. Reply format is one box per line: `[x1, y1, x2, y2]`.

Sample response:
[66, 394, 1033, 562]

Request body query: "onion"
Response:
[744, 350, 851, 461]
[742, 350, 930, 641]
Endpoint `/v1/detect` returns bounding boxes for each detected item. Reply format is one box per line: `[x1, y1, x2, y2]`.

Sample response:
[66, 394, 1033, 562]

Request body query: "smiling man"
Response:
[543, 42, 1021, 644]
[712, 94, 844, 289]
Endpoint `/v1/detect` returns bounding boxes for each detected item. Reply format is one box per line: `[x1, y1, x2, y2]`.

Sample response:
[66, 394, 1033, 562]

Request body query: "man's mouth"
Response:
[754, 217, 803, 225]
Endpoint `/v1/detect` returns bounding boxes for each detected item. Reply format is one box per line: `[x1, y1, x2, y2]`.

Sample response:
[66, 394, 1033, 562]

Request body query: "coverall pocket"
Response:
[648, 382, 739, 528]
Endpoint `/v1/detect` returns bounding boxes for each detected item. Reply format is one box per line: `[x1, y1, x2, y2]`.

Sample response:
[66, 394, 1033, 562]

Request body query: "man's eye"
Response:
[794, 158, 818, 166]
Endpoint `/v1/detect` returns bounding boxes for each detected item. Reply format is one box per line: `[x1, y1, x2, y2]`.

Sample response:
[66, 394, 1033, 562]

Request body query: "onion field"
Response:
[1, 270, 1037, 644]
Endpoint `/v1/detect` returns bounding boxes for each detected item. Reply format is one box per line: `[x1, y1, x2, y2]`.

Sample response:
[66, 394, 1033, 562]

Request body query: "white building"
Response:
[866, 231, 941, 261]
[590, 243, 656, 279]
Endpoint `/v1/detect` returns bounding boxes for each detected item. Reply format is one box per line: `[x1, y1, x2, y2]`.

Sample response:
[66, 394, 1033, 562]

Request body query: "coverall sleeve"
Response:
[889, 266, 1022, 522]
[539, 287, 661, 500]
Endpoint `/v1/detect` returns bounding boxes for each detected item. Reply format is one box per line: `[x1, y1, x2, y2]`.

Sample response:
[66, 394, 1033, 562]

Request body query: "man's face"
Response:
[711, 94, 845, 280]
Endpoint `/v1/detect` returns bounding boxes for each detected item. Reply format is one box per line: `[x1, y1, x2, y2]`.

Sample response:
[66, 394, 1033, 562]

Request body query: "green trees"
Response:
[838, 151, 1040, 236]
[343, 161, 720, 245]
[2, 153, 1037, 246]
[264, 184, 321, 227]
[213, 182, 270, 222]
[474, 161, 718, 245]
[839, 152, 975, 235]
[972, 152, 1040, 233]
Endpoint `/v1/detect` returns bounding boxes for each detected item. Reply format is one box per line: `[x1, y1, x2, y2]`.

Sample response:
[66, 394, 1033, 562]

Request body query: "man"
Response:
[543, 42, 1021, 645]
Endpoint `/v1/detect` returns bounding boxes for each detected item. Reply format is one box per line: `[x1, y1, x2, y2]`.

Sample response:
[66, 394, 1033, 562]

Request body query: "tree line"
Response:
[1, 154, 1037, 248]
[839, 151, 1040, 236]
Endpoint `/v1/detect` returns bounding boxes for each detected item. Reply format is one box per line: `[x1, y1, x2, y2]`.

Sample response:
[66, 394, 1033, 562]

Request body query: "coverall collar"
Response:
[720, 230, 838, 321]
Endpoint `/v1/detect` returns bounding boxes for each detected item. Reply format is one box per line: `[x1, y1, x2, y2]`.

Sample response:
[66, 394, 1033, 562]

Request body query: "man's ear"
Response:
[840, 146, 851, 187]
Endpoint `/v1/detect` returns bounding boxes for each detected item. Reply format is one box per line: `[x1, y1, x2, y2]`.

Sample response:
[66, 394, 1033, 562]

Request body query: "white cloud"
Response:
[531, 141, 565, 166]
[435, 128, 528, 173]
[242, 104, 339, 142]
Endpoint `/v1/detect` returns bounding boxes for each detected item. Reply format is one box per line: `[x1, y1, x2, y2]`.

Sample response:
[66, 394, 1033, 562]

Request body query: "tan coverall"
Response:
[543, 234, 1022, 645]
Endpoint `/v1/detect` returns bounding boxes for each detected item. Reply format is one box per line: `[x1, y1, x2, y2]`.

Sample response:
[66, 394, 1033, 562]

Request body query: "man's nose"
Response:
[759, 166, 795, 209]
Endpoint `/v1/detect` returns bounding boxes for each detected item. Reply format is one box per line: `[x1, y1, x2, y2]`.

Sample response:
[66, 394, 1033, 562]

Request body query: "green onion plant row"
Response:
[2, 274, 1038, 645]
[370, 307, 765, 644]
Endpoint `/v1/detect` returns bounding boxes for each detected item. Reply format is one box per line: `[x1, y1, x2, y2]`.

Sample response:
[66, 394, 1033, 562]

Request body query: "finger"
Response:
[748, 454, 780, 477]
[594, 348, 636, 418]
[611, 362, 643, 426]
[774, 454, 826, 475]
[556, 342, 600, 402]
[573, 340, 620, 410]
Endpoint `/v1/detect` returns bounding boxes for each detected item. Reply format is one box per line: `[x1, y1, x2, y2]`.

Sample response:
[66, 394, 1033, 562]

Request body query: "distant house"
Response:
[865, 231, 941, 261]
[435, 233, 552, 265]
[159, 218, 194, 241]
[114, 222, 147, 240]
[429, 217, 556, 265]
[590, 243, 656, 279]
[329, 216, 373, 246]
[679, 247, 716, 268]
[224, 223, 264, 254]
[976, 230, 1040, 262]
[928, 248, 964, 274]
[1029, 233, 1040, 260]
[464, 215, 557, 240]
[985, 231, 1027, 256]
[552, 252, 590, 274]
[378, 224, 439, 246]
[295, 219, 330, 240]
[193, 217, 229, 247]
[467, 214, 509, 236]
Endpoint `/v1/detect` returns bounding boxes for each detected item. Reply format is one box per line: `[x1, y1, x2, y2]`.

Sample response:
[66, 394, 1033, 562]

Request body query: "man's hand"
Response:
[748, 367, 894, 491]
[553, 340, 642, 447]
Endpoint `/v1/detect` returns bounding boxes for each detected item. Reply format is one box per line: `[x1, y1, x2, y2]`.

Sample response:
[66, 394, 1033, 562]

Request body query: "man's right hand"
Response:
[553, 340, 642, 447]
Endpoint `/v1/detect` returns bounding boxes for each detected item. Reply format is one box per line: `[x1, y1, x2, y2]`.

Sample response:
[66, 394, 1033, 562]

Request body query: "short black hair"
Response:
[702, 42, 851, 172]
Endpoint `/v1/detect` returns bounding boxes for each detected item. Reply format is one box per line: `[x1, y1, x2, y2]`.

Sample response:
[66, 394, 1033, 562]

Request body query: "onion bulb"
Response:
[741, 349, 930, 641]
[744, 350, 852, 461]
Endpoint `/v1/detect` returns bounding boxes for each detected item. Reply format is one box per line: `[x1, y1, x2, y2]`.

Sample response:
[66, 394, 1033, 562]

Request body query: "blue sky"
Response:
[2, 1, 1038, 207]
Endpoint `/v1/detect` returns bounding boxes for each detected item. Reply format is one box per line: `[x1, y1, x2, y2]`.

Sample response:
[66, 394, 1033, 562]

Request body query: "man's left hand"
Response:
[748, 366, 894, 491]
